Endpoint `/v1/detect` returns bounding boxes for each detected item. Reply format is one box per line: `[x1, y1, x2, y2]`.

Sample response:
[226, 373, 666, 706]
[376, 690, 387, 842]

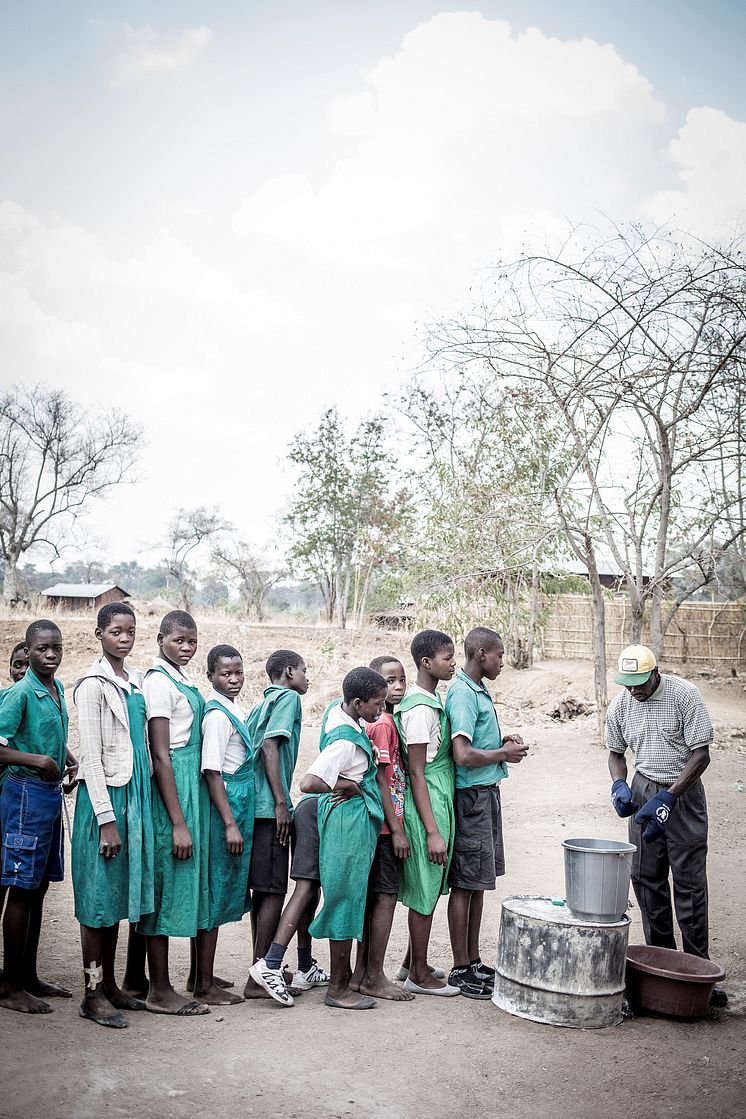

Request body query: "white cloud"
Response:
[112, 24, 212, 85]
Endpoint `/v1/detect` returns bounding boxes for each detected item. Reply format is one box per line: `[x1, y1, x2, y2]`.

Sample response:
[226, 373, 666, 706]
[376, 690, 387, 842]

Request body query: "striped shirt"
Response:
[605, 674, 713, 784]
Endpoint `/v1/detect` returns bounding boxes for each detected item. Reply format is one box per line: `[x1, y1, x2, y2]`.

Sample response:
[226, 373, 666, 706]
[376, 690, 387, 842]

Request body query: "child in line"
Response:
[395, 629, 460, 997]
[137, 610, 210, 1017]
[0, 620, 75, 1014]
[350, 655, 413, 1002]
[6, 642, 29, 689]
[72, 602, 155, 1028]
[195, 644, 254, 1006]
[446, 627, 528, 998]
[301, 667, 387, 1011]
[245, 650, 309, 999]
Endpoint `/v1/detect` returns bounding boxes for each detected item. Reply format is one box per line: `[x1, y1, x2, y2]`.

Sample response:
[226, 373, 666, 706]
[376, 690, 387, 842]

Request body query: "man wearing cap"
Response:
[605, 644, 727, 1006]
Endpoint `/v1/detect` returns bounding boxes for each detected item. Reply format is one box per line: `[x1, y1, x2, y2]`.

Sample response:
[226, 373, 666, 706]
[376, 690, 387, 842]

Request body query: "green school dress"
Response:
[137, 670, 209, 939]
[394, 690, 455, 916]
[308, 701, 384, 943]
[72, 686, 155, 928]
[203, 699, 254, 929]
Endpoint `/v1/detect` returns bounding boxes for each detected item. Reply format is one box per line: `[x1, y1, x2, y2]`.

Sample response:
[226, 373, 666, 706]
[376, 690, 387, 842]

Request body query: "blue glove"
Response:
[634, 790, 677, 842]
[611, 780, 639, 818]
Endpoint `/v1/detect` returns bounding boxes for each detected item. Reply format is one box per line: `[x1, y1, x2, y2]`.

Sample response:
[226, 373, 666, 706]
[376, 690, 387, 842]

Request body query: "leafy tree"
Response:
[211, 538, 285, 621]
[164, 506, 230, 612]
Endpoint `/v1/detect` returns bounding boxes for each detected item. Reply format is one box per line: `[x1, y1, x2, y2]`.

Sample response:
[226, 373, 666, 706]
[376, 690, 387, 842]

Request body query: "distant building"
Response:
[40, 583, 130, 612]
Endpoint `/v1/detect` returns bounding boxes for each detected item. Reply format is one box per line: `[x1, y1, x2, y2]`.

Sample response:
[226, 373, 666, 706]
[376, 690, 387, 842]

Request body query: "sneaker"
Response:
[248, 959, 294, 1007]
[470, 960, 496, 984]
[448, 966, 493, 1000]
[290, 959, 330, 991]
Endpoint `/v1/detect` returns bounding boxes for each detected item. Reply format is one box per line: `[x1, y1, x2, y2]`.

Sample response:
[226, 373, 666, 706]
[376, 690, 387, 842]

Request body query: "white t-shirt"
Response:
[143, 657, 199, 750]
[201, 688, 248, 777]
[399, 684, 442, 763]
[306, 704, 369, 788]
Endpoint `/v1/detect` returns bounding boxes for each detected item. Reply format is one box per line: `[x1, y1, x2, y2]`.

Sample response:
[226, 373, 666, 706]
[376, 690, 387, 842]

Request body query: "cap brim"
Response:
[615, 669, 653, 686]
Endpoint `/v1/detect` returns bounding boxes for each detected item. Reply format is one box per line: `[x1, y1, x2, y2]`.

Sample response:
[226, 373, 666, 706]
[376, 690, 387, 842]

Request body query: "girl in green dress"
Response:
[72, 603, 155, 1029]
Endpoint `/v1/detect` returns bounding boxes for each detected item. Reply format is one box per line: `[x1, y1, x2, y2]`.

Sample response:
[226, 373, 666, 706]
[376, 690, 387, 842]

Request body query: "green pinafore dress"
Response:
[137, 670, 209, 938]
[203, 699, 255, 929]
[394, 690, 455, 916]
[72, 684, 155, 927]
[309, 701, 384, 943]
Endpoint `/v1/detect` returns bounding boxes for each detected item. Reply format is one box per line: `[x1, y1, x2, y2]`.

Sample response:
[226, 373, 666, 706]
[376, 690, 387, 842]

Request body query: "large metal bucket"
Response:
[563, 837, 636, 923]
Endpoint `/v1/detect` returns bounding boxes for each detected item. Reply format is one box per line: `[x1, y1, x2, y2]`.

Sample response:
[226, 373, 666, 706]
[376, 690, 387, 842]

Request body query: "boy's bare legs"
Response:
[351, 892, 414, 1001]
[448, 888, 486, 968]
[274, 880, 317, 950]
[193, 928, 243, 1005]
[22, 880, 71, 998]
[244, 892, 285, 997]
[407, 908, 448, 990]
[468, 891, 484, 964]
[122, 925, 148, 998]
[145, 935, 209, 1015]
[0, 886, 52, 1013]
[187, 936, 234, 991]
[80, 925, 129, 1025]
[294, 889, 319, 968]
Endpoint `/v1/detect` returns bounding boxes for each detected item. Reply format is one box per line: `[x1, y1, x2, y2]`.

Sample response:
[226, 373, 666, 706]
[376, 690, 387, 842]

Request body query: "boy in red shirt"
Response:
[350, 655, 413, 1001]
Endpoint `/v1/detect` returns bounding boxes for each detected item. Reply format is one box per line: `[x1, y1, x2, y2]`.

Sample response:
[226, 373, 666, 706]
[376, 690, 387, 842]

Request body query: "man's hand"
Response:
[172, 823, 193, 860]
[635, 790, 677, 842]
[275, 801, 292, 846]
[426, 829, 448, 866]
[35, 754, 61, 783]
[611, 779, 639, 818]
[99, 821, 122, 858]
[502, 735, 529, 764]
[225, 823, 244, 856]
[62, 759, 79, 794]
[391, 826, 410, 860]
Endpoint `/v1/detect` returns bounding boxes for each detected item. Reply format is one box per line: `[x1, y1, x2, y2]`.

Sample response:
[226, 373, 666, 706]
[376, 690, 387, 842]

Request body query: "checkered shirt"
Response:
[605, 674, 713, 784]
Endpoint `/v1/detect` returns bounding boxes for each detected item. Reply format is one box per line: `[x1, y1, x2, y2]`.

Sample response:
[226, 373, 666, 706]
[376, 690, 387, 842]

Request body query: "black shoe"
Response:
[709, 986, 728, 1008]
[448, 966, 493, 1000]
[470, 959, 496, 982]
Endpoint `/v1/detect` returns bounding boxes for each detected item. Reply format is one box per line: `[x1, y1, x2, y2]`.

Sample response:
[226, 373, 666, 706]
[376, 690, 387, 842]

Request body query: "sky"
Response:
[1, 1, 745, 570]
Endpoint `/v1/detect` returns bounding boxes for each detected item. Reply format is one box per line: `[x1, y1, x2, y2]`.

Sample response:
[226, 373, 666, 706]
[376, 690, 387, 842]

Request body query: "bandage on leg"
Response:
[84, 962, 104, 990]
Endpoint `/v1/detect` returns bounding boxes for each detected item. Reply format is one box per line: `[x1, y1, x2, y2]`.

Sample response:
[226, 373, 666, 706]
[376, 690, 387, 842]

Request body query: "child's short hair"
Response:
[9, 641, 27, 663]
[97, 601, 136, 630]
[26, 619, 61, 645]
[369, 655, 403, 673]
[266, 649, 303, 681]
[207, 644, 242, 674]
[410, 629, 453, 667]
[342, 667, 387, 704]
[464, 626, 502, 658]
[160, 610, 197, 635]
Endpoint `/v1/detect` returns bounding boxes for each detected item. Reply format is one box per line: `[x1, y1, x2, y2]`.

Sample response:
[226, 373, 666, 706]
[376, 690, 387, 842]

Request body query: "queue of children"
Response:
[0, 607, 527, 1025]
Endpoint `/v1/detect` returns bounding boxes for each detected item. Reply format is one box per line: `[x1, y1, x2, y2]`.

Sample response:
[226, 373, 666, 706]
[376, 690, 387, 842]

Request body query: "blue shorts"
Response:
[1, 774, 64, 889]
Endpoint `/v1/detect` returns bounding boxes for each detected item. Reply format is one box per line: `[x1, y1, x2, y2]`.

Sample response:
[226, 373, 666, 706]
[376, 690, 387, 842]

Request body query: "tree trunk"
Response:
[526, 556, 540, 669]
[340, 563, 351, 630]
[586, 548, 608, 738]
[358, 563, 374, 627]
[2, 553, 19, 603]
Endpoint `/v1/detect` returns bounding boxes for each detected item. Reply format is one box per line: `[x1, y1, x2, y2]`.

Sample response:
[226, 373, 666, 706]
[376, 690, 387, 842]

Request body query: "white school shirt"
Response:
[201, 688, 248, 777]
[399, 684, 442, 763]
[142, 657, 199, 750]
[306, 704, 369, 788]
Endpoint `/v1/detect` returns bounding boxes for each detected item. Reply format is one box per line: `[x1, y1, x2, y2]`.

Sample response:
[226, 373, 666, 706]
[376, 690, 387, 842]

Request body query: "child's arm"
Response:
[406, 742, 447, 865]
[261, 735, 292, 846]
[0, 691, 60, 781]
[149, 717, 193, 860]
[375, 765, 409, 859]
[203, 770, 243, 855]
[300, 772, 361, 802]
[451, 735, 528, 768]
[75, 679, 120, 855]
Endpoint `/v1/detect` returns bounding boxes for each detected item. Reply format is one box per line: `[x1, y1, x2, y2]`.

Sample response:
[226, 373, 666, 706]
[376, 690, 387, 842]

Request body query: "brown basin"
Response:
[625, 944, 726, 1018]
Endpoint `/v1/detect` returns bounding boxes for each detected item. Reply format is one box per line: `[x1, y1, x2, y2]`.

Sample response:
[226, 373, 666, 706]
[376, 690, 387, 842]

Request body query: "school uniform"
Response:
[136, 658, 209, 939]
[307, 702, 384, 942]
[201, 689, 254, 928]
[445, 670, 507, 892]
[394, 685, 455, 916]
[0, 668, 67, 890]
[365, 711, 406, 895]
[71, 657, 155, 927]
[247, 686, 302, 895]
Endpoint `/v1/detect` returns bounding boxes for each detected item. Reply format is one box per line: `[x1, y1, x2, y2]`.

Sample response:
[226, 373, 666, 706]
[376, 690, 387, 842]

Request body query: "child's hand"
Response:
[63, 759, 79, 794]
[426, 829, 448, 865]
[225, 823, 244, 856]
[99, 821, 122, 858]
[35, 754, 61, 783]
[330, 778, 361, 806]
[502, 735, 529, 764]
[392, 827, 410, 860]
[275, 802, 292, 846]
[172, 823, 193, 860]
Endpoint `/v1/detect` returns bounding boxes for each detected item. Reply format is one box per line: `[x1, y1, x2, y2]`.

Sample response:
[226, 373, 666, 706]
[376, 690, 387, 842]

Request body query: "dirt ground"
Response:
[0, 618, 744, 1119]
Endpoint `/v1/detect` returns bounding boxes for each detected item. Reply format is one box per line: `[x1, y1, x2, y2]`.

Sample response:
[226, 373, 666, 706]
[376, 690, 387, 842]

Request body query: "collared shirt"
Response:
[306, 703, 369, 788]
[142, 656, 199, 750]
[0, 667, 68, 779]
[248, 685, 303, 818]
[201, 688, 248, 777]
[605, 674, 714, 784]
[446, 669, 508, 789]
[399, 684, 442, 763]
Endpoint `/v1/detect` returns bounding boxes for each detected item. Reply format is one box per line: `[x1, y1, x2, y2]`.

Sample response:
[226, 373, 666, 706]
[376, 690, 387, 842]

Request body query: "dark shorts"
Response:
[249, 818, 290, 895]
[368, 833, 401, 895]
[290, 796, 320, 883]
[1, 774, 64, 890]
[448, 785, 504, 891]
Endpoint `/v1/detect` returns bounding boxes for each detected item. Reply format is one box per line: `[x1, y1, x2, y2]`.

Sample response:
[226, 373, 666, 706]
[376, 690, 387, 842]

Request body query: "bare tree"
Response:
[211, 538, 285, 621]
[0, 383, 141, 603]
[165, 506, 230, 612]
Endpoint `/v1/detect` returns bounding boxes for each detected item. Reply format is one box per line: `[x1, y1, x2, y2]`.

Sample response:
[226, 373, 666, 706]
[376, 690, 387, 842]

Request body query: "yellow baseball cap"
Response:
[615, 645, 657, 686]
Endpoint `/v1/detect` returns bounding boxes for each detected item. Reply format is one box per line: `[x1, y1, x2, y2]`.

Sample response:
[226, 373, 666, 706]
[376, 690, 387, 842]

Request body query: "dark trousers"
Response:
[628, 772, 709, 958]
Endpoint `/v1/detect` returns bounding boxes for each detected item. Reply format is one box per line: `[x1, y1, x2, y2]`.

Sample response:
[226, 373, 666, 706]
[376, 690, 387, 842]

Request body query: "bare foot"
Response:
[120, 983, 148, 1001]
[349, 972, 365, 992]
[243, 976, 271, 1000]
[0, 988, 53, 1014]
[187, 973, 235, 993]
[358, 974, 415, 1001]
[104, 986, 146, 1011]
[25, 978, 72, 999]
[145, 989, 210, 1016]
[192, 983, 244, 1006]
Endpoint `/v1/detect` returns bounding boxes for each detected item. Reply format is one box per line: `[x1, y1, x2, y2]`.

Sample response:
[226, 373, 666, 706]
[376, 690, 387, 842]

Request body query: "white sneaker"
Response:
[249, 959, 294, 1006]
[291, 959, 330, 991]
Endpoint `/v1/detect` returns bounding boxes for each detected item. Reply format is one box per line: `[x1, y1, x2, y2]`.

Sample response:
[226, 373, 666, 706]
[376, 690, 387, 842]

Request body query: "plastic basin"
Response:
[562, 837, 636, 923]
[625, 945, 725, 1018]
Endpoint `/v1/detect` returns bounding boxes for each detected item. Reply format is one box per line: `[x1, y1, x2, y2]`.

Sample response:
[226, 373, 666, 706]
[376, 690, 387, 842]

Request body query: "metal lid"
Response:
[501, 894, 631, 928]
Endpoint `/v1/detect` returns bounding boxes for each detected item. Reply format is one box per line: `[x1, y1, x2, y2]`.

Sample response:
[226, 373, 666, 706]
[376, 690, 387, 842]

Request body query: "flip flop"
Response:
[145, 999, 210, 1016]
[403, 978, 460, 997]
[79, 1004, 128, 1029]
[324, 993, 377, 1010]
[108, 992, 147, 1011]
[395, 966, 446, 981]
